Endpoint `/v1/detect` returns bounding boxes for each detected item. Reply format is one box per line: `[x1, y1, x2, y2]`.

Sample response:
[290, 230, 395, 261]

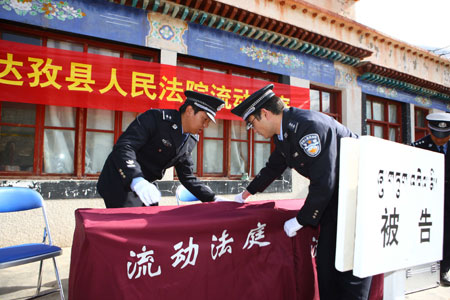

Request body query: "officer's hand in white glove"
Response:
[234, 190, 251, 203]
[234, 192, 245, 203]
[214, 196, 232, 202]
[284, 217, 303, 237]
[131, 177, 161, 206]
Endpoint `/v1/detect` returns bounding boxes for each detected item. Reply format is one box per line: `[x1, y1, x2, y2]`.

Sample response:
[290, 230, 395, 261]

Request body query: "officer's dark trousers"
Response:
[317, 218, 372, 300]
[442, 206, 450, 272]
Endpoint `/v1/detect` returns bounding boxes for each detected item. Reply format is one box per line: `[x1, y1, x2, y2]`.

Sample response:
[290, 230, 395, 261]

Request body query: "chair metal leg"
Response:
[52, 257, 65, 300]
[35, 260, 44, 296]
[29, 258, 65, 300]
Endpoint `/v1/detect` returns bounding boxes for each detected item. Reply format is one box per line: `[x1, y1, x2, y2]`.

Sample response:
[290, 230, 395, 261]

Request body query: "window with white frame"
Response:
[365, 95, 402, 142]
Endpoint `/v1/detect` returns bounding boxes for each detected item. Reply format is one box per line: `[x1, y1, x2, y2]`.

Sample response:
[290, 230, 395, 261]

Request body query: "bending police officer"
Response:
[231, 84, 372, 300]
[97, 91, 226, 208]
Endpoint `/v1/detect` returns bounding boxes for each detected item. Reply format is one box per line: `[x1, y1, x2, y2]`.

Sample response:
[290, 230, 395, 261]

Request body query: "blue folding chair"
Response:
[0, 187, 65, 300]
[175, 185, 199, 205]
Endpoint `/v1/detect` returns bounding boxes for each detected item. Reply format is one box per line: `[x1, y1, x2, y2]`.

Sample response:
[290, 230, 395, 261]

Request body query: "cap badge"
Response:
[299, 133, 321, 157]
[172, 124, 178, 130]
[438, 122, 447, 128]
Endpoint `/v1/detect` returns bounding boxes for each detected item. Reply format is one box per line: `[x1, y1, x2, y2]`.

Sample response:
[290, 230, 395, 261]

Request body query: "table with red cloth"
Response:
[69, 199, 383, 300]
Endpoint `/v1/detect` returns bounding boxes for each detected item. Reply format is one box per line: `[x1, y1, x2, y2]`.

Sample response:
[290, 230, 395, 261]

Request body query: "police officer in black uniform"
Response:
[412, 112, 450, 286]
[231, 84, 372, 299]
[97, 91, 227, 208]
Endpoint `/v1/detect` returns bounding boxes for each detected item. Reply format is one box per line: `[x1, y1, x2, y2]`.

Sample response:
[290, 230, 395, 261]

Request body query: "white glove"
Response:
[131, 178, 161, 206]
[214, 196, 233, 202]
[234, 192, 246, 203]
[284, 217, 303, 237]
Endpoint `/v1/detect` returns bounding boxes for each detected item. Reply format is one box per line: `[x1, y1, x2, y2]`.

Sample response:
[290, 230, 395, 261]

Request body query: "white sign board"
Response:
[336, 136, 444, 278]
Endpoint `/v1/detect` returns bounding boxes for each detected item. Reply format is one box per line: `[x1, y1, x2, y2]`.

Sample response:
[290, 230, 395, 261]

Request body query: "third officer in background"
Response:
[412, 112, 450, 286]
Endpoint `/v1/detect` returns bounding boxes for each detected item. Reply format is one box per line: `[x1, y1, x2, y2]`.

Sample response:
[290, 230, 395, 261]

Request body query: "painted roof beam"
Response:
[199, 12, 208, 25]
[162, 3, 170, 15]
[171, 5, 179, 17]
[246, 28, 256, 38]
[216, 17, 225, 30]
[208, 15, 216, 27]
[152, 0, 160, 12]
[224, 20, 234, 31]
[181, 7, 189, 20]
[190, 10, 198, 22]
[239, 25, 249, 36]
[253, 30, 265, 40]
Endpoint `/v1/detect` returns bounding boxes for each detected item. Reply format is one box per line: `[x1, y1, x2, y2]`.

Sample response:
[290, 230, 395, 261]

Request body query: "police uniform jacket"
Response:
[412, 135, 450, 215]
[97, 109, 215, 208]
[246, 107, 357, 227]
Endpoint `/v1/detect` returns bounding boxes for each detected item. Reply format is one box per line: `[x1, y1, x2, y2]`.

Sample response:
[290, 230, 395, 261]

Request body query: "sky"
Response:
[354, 0, 450, 57]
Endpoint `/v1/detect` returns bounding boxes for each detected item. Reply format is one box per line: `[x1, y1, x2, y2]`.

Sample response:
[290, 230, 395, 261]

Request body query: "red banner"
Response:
[0, 40, 309, 120]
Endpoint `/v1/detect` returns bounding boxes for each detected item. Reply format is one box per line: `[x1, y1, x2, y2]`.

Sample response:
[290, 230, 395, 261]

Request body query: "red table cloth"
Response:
[69, 199, 382, 300]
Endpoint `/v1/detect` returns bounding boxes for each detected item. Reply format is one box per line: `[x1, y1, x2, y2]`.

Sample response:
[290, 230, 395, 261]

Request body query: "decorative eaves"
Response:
[356, 62, 450, 101]
[110, 0, 372, 66]
[111, 0, 449, 99]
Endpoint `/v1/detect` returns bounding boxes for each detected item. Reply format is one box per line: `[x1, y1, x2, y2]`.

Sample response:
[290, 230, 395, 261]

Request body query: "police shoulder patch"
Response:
[299, 133, 321, 157]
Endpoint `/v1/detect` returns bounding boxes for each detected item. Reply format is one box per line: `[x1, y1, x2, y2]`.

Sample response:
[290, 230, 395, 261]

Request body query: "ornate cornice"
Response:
[356, 62, 450, 100]
[111, 0, 449, 99]
[111, 0, 372, 66]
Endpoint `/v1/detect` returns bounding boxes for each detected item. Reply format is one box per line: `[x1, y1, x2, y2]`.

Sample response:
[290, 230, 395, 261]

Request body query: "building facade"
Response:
[0, 0, 449, 246]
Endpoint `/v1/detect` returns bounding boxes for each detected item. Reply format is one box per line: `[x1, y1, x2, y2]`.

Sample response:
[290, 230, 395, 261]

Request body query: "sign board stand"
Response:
[336, 136, 444, 299]
[384, 269, 406, 300]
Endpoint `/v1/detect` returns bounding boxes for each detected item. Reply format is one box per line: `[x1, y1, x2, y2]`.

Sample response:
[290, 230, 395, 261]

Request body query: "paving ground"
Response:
[0, 247, 449, 299]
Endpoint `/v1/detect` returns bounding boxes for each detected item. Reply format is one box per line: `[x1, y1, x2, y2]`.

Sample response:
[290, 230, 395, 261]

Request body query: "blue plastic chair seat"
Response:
[0, 243, 62, 268]
[0, 187, 65, 299]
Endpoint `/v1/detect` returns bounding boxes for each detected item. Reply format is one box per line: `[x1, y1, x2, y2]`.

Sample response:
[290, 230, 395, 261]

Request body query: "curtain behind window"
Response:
[85, 109, 114, 174]
[203, 120, 224, 173]
[253, 134, 271, 176]
[42, 39, 81, 173]
[43, 106, 75, 173]
[230, 121, 247, 176]
[83, 46, 119, 174]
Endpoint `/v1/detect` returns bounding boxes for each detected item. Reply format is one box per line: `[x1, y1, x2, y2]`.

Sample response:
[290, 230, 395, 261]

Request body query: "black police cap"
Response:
[231, 84, 275, 121]
[184, 91, 224, 123]
[426, 112, 450, 138]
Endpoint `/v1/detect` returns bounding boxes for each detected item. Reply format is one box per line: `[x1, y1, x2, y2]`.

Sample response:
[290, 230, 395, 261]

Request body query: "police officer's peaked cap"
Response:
[231, 84, 275, 121]
[184, 91, 224, 123]
[426, 112, 450, 138]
